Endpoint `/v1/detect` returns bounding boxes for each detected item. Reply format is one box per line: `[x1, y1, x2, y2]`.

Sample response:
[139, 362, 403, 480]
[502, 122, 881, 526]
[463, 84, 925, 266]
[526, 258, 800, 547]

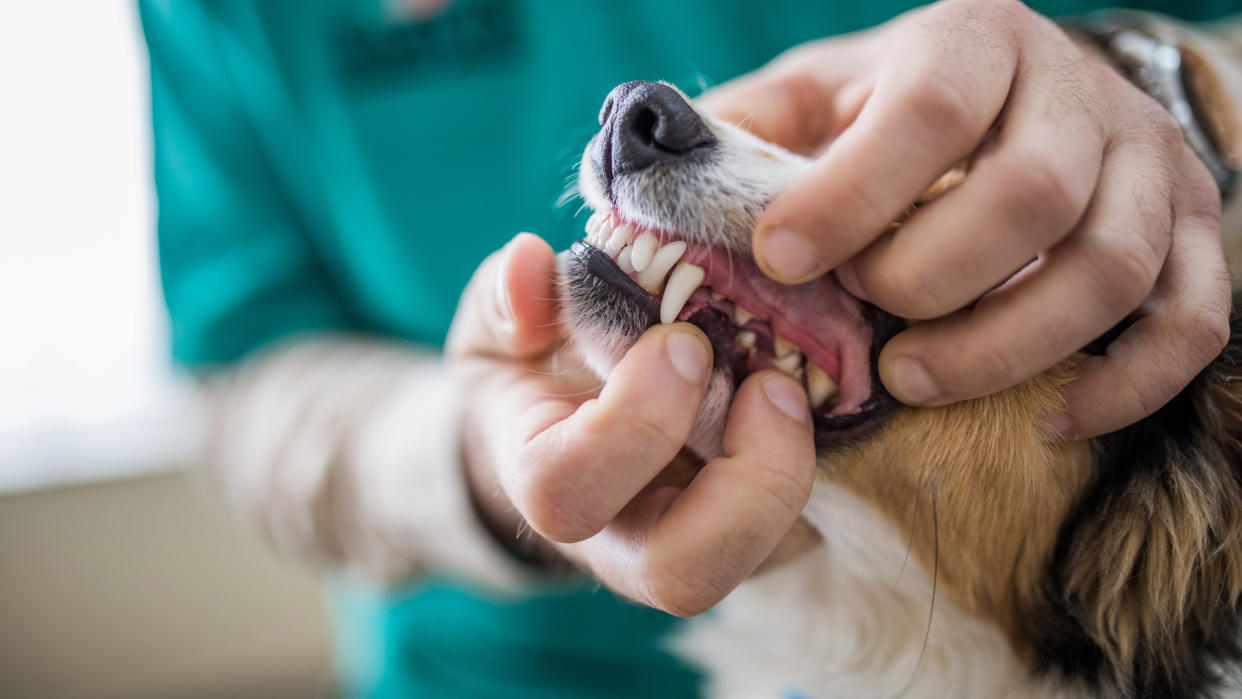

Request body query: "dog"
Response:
[559, 80, 1242, 698]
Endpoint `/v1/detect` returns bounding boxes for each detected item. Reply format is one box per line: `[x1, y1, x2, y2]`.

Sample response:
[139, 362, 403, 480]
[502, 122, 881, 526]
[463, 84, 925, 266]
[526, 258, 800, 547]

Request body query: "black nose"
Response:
[596, 81, 715, 185]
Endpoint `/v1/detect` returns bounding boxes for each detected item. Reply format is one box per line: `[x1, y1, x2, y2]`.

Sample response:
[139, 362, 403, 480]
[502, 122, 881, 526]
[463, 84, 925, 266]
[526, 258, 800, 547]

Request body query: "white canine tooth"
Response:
[660, 263, 705, 324]
[617, 245, 636, 274]
[774, 336, 799, 357]
[734, 306, 755, 326]
[806, 363, 839, 409]
[605, 223, 634, 256]
[772, 351, 803, 375]
[638, 240, 687, 293]
[711, 291, 726, 301]
[631, 232, 658, 271]
[737, 330, 757, 349]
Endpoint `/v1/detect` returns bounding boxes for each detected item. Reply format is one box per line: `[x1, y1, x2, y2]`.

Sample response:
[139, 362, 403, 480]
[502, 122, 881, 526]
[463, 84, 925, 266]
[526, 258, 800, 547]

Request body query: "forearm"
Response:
[195, 334, 530, 589]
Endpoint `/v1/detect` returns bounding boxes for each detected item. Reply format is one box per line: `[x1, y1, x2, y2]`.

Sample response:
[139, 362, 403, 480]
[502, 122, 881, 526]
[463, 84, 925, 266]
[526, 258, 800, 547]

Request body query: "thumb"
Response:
[447, 233, 560, 360]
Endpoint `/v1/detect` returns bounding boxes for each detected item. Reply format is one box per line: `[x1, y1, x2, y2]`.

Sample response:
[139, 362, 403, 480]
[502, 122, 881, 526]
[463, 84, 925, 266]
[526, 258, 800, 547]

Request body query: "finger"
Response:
[501, 323, 714, 543]
[585, 372, 816, 617]
[879, 138, 1175, 406]
[446, 232, 560, 360]
[835, 70, 1104, 319]
[696, 38, 877, 154]
[1057, 159, 1229, 439]
[753, 15, 1018, 283]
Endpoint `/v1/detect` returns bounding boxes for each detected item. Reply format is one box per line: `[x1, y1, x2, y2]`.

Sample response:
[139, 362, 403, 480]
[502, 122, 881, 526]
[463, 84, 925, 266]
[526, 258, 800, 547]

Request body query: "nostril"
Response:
[603, 81, 716, 178]
[630, 107, 658, 147]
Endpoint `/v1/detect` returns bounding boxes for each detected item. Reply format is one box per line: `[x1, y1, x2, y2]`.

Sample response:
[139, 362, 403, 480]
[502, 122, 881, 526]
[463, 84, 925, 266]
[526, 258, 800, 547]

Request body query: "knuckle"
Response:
[902, 77, 978, 148]
[1085, 238, 1162, 314]
[1012, 154, 1088, 227]
[752, 463, 815, 517]
[1116, 101, 1183, 159]
[1148, 108, 1184, 152]
[938, 0, 1020, 23]
[636, 557, 722, 618]
[610, 407, 687, 458]
[512, 449, 601, 543]
[975, 339, 1026, 396]
[1183, 301, 1232, 361]
[1182, 170, 1224, 222]
[873, 261, 948, 318]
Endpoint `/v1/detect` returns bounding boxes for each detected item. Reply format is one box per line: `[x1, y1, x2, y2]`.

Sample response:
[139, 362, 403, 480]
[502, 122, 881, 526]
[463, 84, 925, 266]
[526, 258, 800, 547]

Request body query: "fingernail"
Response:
[763, 373, 810, 423]
[666, 329, 710, 384]
[494, 243, 515, 327]
[759, 228, 822, 281]
[889, 357, 938, 403]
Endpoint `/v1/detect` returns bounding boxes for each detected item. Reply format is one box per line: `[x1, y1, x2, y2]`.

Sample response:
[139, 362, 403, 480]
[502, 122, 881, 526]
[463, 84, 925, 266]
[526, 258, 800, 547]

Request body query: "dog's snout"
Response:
[600, 81, 715, 183]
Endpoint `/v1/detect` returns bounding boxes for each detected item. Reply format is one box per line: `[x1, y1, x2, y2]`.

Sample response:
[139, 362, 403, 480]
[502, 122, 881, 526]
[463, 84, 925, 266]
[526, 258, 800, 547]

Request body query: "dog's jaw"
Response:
[564, 99, 901, 459]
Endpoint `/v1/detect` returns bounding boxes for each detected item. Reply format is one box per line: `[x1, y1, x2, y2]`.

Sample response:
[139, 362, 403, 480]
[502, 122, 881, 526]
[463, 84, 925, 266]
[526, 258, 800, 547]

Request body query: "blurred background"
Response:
[0, 3, 336, 697]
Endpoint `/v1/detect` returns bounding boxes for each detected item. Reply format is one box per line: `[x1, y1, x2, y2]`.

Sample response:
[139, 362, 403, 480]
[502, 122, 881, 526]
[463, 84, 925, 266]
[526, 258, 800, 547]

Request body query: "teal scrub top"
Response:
[139, 1, 1238, 696]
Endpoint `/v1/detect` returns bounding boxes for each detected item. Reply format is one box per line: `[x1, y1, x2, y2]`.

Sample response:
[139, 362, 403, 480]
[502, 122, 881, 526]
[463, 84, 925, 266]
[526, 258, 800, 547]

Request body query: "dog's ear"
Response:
[1026, 297, 1242, 698]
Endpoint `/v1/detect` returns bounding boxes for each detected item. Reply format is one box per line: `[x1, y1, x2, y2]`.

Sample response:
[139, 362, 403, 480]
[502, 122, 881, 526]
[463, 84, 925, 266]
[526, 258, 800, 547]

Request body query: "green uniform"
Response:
[139, 0, 1236, 695]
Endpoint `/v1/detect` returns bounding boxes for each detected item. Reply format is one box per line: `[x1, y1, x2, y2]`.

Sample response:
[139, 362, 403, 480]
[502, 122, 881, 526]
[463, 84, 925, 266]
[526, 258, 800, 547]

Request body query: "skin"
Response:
[448, 0, 1232, 613]
[448, 234, 818, 616]
[699, 0, 1231, 440]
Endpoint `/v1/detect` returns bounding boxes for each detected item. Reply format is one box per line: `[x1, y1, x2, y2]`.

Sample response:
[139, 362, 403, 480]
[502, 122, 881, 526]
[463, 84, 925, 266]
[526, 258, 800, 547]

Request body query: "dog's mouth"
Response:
[574, 207, 901, 438]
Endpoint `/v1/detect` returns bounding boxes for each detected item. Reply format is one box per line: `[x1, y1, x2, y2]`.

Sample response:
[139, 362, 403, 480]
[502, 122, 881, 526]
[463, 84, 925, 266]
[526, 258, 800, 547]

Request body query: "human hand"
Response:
[446, 233, 819, 615]
[700, 0, 1230, 439]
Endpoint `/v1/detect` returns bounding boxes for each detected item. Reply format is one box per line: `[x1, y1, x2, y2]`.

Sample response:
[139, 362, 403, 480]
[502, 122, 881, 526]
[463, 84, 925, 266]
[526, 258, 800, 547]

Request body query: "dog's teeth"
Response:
[660, 263, 705, 324]
[737, 330, 757, 350]
[774, 336, 799, 357]
[733, 306, 755, 326]
[617, 245, 636, 274]
[806, 363, 839, 409]
[711, 291, 726, 302]
[586, 212, 603, 236]
[605, 223, 634, 256]
[631, 232, 658, 271]
[596, 219, 614, 246]
[638, 240, 687, 293]
[772, 351, 803, 375]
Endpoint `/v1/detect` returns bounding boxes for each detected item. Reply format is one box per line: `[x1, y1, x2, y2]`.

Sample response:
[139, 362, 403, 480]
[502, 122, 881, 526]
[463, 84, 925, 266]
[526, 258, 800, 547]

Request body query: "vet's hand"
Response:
[700, 0, 1230, 439]
[446, 233, 818, 616]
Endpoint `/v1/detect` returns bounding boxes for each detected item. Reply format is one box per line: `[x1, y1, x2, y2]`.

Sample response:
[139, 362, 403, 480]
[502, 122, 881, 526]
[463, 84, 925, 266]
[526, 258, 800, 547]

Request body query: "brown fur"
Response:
[821, 318, 1242, 696]
[826, 360, 1093, 653]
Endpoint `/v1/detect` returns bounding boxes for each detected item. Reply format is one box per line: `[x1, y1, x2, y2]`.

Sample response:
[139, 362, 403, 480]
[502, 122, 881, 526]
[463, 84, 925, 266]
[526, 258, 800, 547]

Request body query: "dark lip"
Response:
[568, 240, 904, 447]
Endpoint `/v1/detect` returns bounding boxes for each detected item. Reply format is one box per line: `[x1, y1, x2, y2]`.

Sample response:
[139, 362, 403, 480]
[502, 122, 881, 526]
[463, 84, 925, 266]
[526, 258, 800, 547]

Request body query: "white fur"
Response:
[570, 88, 1091, 697]
[674, 478, 1087, 699]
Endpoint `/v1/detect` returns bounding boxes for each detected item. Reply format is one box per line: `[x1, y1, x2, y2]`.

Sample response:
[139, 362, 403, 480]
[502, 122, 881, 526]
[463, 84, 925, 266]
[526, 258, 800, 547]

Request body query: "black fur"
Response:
[1028, 295, 1242, 698]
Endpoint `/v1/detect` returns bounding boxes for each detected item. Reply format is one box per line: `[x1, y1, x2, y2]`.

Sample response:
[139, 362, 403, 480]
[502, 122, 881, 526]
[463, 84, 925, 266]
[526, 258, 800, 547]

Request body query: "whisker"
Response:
[892, 480, 923, 592]
[901, 481, 939, 694]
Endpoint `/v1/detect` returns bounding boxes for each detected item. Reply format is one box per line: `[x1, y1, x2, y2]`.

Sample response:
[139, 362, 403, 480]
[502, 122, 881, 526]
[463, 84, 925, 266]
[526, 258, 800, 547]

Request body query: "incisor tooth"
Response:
[737, 330, 756, 349]
[605, 223, 634, 256]
[772, 351, 803, 375]
[774, 336, 799, 357]
[586, 212, 603, 236]
[631, 232, 658, 271]
[617, 245, 636, 274]
[734, 306, 755, 326]
[596, 219, 614, 246]
[638, 240, 687, 293]
[660, 263, 705, 324]
[806, 363, 838, 409]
